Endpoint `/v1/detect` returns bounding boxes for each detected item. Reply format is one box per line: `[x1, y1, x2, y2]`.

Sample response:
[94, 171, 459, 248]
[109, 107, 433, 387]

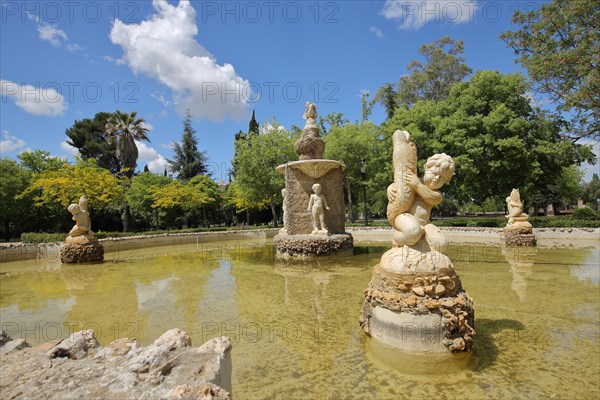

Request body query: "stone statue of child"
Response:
[388, 153, 455, 252]
[506, 188, 529, 225]
[66, 196, 95, 242]
[307, 183, 330, 235]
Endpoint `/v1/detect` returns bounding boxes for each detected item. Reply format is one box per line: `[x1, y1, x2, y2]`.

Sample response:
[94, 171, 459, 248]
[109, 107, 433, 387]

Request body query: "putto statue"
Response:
[60, 195, 104, 263]
[386, 131, 455, 253]
[506, 189, 529, 225]
[66, 196, 95, 243]
[504, 188, 536, 246]
[361, 130, 475, 354]
[307, 183, 330, 235]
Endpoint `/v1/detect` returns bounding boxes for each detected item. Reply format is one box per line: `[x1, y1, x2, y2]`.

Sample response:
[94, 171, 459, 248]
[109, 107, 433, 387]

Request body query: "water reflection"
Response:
[502, 246, 538, 302]
[0, 240, 598, 399]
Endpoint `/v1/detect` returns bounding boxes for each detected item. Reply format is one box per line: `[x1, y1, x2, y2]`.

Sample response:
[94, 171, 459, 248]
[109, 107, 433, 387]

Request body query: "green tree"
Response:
[127, 171, 171, 229]
[372, 83, 398, 120]
[324, 121, 384, 221]
[318, 112, 348, 135]
[0, 159, 33, 240]
[22, 158, 125, 211]
[65, 112, 120, 174]
[385, 70, 595, 206]
[17, 150, 66, 232]
[582, 173, 600, 206]
[396, 37, 472, 108]
[105, 110, 150, 231]
[500, 0, 599, 141]
[105, 110, 150, 177]
[168, 110, 208, 180]
[248, 110, 259, 136]
[233, 122, 296, 226]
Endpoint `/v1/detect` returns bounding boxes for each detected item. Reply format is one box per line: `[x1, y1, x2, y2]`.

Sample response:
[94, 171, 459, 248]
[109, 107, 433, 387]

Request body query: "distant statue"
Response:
[506, 189, 529, 225]
[308, 183, 330, 235]
[386, 131, 455, 252]
[303, 102, 317, 122]
[66, 196, 96, 243]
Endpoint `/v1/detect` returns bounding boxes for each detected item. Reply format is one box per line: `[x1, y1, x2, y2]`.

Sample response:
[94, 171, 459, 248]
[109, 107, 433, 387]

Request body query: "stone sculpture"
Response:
[308, 183, 330, 235]
[506, 189, 529, 226]
[274, 103, 353, 256]
[387, 132, 455, 253]
[504, 189, 536, 246]
[360, 130, 475, 353]
[60, 196, 104, 263]
[294, 102, 325, 160]
[66, 196, 94, 243]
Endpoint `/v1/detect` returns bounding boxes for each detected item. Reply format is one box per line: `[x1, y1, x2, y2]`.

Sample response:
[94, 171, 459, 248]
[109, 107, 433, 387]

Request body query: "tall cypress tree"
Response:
[168, 110, 208, 180]
[248, 110, 259, 136]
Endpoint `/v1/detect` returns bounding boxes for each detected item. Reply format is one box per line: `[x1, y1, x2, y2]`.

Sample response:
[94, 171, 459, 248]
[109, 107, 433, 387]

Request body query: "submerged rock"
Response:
[0, 329, 232, 400]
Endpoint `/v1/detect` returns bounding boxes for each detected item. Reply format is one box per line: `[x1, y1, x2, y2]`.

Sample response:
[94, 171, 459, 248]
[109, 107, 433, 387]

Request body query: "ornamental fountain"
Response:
[274, 103, 353, 257]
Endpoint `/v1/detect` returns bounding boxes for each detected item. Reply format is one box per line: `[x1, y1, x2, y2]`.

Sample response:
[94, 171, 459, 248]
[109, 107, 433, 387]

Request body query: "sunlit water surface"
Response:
[1, 238, 598, 399]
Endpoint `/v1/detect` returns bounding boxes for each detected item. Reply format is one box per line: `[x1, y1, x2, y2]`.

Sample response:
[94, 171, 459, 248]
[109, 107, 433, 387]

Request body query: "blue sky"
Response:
[1, 0, 597, 183]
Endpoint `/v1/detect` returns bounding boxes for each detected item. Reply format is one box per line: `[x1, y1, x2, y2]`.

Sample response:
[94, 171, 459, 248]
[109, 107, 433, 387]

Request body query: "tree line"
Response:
[1, 0, 598, 240]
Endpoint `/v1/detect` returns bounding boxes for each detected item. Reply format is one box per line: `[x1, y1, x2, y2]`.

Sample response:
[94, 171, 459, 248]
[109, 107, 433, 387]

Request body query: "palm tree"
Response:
[105, 110, 150, 231]
[105, 110, 150, 178]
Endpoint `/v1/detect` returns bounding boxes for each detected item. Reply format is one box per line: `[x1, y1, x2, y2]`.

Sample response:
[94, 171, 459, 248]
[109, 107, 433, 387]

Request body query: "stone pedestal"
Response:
[503, 222, 537, 247]
[60, 237, 104, 263]
[360, 246, 475, 353]
[275, 233, 353, 257]
[274, 160, 353, 256]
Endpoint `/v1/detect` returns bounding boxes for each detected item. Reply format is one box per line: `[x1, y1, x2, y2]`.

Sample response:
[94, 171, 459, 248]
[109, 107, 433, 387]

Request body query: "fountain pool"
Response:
[1, 238, 598, 399]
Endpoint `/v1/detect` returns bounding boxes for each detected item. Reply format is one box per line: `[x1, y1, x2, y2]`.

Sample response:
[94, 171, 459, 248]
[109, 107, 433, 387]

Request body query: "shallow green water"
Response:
[1, 239, 599, 399]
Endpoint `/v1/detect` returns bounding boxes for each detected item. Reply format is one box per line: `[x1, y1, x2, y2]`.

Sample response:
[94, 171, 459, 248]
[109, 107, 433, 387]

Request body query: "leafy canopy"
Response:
[500, 0, 599, 140]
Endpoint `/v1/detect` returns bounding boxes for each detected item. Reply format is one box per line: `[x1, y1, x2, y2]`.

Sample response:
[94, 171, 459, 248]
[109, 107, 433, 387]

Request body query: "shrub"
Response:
[20, 232, 66, 243]
[572, 208, 599, 220]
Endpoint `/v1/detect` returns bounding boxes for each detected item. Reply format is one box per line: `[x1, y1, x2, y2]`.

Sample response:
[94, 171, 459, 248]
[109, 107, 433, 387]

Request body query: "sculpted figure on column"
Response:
[307, 183, 330, 235]
[386, 131, 455, 253]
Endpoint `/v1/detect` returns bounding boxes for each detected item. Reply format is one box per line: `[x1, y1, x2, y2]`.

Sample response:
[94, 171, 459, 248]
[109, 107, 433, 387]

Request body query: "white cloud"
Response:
[151, 91, 171, 107]
[37, 25, 67, 47]
[381, 0, 478, 30]
[370, 26, 385, 39]
[60, 141, 80, 157]
[136, 140, 169, 173]
[141, 121, 154, 131]
[261, 122, 286, 134]
[36, 23, 81, 51]
[0, 130, 26, 153]
[109, 0, 249, 121]
[1, 80, 67, 116]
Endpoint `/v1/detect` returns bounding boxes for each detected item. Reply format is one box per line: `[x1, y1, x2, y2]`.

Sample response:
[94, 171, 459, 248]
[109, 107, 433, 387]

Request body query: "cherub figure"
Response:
[303, 102, 317, 121]
[67, 195, 93, 238]
[506, 188, 529, 225]
[387, 131, 455, 252]
[307, 183, 330, 235]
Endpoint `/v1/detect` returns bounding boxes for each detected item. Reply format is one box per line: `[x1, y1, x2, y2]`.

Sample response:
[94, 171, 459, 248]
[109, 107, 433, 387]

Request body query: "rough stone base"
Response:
[360, 246, 475, 353]
[274, 233, 353, 257]
[504, 225, 537, 247]
[0, 329, 232, 400]
[60, 242, 104, 263]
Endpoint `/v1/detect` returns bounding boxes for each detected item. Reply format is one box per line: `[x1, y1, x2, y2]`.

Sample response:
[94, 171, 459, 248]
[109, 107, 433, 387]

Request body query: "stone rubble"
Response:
[0, 329, 232, 400]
